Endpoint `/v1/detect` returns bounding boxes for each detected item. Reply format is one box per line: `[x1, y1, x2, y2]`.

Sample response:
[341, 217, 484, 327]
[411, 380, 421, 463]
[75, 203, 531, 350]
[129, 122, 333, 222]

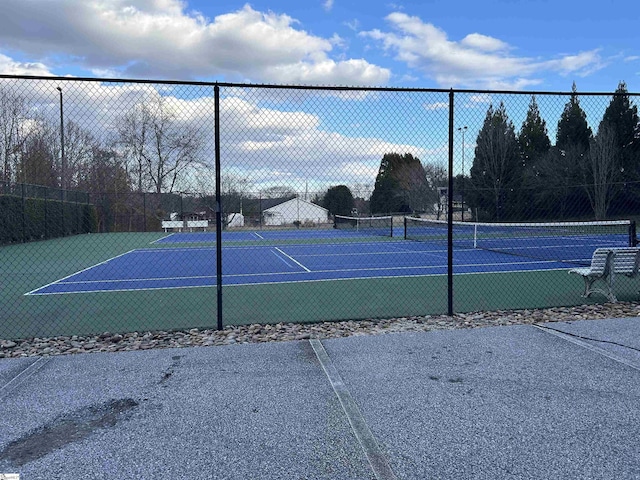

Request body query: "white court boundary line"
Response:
[24, 249, 137, 295]
[274, 247, 311, 272]
[150, 233, 176, 244]
[271, 249, 295, 269]
[35, 258, 574, 286]
[26, 266, 573, 296]
[24, 241, 592, 296]
[310, 339, 398, 480]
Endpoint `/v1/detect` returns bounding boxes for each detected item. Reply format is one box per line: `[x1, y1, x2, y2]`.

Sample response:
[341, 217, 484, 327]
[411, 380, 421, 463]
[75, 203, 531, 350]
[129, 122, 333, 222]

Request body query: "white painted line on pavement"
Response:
[310, 339, 398, 480]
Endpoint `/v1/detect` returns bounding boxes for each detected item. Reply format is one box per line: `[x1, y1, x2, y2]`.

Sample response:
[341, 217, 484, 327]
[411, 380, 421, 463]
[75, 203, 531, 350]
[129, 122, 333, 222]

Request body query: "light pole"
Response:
[457, 126, 467, 221]
[56, 87, 65, 194]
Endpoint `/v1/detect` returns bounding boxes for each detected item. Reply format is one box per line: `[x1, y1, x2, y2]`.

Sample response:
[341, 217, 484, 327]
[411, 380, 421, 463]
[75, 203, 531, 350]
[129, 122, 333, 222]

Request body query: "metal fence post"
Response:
[61, 187, 65, 236]
[76, 191, 80, 234]
[447, 89, 455, 316]
[214, 84, 223, 331]
[44, 186, 48, 239]
[143, 192, 147, 232]
[21, 183, 26, 243]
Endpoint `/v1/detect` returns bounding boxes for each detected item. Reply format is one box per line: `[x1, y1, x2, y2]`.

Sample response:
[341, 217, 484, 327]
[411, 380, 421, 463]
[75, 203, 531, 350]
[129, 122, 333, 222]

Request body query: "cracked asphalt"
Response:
[1, 317, 640, 479]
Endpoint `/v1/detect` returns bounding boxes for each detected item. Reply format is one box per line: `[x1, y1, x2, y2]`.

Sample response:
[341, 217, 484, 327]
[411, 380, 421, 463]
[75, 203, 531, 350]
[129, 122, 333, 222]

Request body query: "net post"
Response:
[473, 223, 478, 249]
[630, 221, 637, 247]
[447, 89, 454, 316]
[404, 216, 407, 240]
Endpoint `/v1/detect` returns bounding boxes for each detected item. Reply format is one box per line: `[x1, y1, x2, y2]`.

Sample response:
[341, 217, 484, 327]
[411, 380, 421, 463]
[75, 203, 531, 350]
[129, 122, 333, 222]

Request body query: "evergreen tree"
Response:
[519, 96, 551, 167]
[468, 103, 521, 221]
[556, 82, 592, 152]
[599, 81, 640, 213]
[323, 185, 355, 216]
[519, 96, 551, 219]
[548, 82, 593, 218]
[370, 153, 428, 214]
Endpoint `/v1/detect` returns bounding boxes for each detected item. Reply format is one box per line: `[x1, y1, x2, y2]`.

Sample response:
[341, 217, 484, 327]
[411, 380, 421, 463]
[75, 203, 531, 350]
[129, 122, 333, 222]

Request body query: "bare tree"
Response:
[118, 102, 150, 192]
[118, 96, 205, 193]
[15, 119, 58, 187]
[350, 182, 374, 200]
[62, 121, 98, 190]
[584, 124, 620, 219]
[423, 161, 447, 215]
[0, 88, 29, 183]
[262, 185, 297, 198]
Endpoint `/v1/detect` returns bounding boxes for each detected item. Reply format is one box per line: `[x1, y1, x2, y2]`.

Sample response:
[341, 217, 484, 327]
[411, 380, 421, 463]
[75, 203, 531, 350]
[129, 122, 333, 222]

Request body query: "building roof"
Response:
[263, 196, 328, 213]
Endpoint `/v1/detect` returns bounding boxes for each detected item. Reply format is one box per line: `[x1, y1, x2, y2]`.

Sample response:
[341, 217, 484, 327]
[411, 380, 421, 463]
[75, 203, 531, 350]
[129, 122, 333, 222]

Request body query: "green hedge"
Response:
[0, 194, 98, 245]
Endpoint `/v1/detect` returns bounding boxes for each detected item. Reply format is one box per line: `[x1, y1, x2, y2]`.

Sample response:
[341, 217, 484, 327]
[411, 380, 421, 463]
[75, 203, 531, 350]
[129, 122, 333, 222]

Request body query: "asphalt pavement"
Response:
[1, 317, 640, 479]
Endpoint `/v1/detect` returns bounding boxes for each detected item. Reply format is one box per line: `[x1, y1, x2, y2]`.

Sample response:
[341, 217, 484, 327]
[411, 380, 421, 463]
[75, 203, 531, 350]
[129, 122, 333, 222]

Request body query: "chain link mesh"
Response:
[1, 76, 639, 341]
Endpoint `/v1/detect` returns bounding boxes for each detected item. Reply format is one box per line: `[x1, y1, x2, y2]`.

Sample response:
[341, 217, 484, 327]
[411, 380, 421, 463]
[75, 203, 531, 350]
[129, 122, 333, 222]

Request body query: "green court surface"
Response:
[1, 232, 637, 340]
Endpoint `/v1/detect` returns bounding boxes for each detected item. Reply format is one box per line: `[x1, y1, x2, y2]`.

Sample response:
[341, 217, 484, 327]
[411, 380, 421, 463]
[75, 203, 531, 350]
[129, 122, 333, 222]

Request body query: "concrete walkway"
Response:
[1, 317, 640, 479]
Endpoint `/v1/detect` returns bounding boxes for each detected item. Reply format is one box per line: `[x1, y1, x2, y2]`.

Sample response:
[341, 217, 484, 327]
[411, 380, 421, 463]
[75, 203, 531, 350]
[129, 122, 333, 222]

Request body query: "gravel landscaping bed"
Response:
[1, 302, 640, 358]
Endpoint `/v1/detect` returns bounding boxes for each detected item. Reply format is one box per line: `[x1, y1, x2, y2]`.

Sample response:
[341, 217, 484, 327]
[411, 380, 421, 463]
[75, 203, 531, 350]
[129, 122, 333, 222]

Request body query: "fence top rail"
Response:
[0, 74, 638, 97]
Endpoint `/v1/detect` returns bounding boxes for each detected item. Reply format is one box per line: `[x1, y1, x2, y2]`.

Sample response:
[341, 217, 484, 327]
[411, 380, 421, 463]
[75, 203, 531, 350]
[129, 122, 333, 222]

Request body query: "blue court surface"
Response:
[25, 229, 629, 295]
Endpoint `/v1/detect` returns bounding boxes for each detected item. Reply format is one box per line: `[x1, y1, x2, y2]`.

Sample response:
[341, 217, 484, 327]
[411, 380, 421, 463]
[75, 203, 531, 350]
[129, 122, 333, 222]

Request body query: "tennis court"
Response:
[3, 216, 638, 340]
[25, 218, 633, 296]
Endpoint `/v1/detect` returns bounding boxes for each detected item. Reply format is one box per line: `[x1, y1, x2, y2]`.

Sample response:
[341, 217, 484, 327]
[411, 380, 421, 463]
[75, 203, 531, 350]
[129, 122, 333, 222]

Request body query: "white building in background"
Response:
[226, 212, 245, 227]
[263, 197, 329, 226]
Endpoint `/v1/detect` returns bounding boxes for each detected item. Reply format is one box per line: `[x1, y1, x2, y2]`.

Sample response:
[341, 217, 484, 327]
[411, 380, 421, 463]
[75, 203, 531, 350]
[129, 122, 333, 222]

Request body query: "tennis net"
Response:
[334, 215, 394, 237]
[404, 216, 636, 265]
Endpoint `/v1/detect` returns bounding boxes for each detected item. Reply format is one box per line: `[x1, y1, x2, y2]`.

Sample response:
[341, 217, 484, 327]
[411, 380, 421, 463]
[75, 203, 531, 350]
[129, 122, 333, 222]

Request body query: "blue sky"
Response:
[1, 1, 638, 192]
[1, 0, 639, 92]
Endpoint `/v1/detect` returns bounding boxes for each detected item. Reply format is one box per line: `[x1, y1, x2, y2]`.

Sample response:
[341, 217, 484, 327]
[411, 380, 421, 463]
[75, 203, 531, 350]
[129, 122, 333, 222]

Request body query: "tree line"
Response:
[0, 89, 208, 231]
[469, 82, 640, 221]
[3, 82, 639, 229]
[0, 91, 206, 195]
[362, 82, 640, 222]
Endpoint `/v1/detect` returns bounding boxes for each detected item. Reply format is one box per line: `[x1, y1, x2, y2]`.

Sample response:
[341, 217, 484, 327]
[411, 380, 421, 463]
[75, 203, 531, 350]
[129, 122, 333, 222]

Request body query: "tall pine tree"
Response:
[519, 96, 551, 219]
[600, 81, 640, 213]
[557, 82, 592, 152]
[548, 82, 593, 218]
[519, 96, 551, 167]
[468, 103, 521, 221]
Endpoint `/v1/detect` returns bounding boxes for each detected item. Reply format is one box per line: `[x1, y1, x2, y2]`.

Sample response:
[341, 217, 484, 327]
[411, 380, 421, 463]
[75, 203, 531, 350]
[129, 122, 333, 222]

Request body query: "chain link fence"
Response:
[1, 75, 639, 340]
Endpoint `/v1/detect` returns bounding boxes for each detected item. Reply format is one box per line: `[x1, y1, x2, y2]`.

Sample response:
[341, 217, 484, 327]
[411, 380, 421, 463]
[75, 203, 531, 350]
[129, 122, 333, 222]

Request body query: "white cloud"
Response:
[0, 75, 424, 188]
[344, 19, 360, 31]
[217, 93, 427, 185]
[361, 13, 604, 89]
[0, 1, 390, 86]
[0, 53, 53, 76]
[624, 55, 640, 62]
[460, 33, 510, 53]
[323, 0, 334, 12]
[423, 101, 448, 111]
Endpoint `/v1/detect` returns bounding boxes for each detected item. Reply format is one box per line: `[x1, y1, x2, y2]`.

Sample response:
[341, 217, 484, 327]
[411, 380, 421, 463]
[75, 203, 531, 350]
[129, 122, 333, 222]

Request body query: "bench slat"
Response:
[569, 247, 640, 303]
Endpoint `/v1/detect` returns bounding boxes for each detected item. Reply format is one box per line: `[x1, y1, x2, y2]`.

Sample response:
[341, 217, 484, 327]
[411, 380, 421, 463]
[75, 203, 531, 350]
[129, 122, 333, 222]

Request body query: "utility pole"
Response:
[457, 126, 467, 221]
